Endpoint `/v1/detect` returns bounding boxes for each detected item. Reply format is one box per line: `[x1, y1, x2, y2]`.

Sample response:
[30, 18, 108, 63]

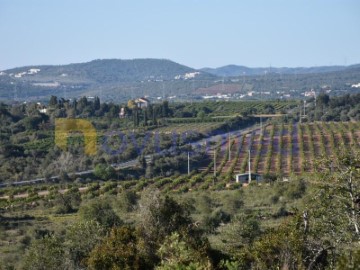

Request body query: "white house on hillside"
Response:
[135, 97, 150, 108]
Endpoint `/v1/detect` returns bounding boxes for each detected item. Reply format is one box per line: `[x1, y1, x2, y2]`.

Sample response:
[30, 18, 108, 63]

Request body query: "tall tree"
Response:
[49, 95, 58, 107]
[94, 96, 100, 110]
[161, 100, 170, 117]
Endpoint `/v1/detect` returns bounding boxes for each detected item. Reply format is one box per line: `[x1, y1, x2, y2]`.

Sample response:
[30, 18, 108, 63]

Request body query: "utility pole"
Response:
[260, 70, 266, 132]
[248, 150, 252, 183]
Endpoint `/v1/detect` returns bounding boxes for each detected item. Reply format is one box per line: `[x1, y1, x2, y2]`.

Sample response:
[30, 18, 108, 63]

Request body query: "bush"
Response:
[263, 173, 278, 183]
[201, 209, 231, 232]
[79, 200, 122, 228]
[87, 226, 146, 269]
[117, 190, 138, 212]
[54, 188, 81, 214]
[221, 191, 244, 215]
[22, 235, 65, 269]
[285, 179, 306, 200]
[94, 164, 116, 180]
[270, 195, 280, 204]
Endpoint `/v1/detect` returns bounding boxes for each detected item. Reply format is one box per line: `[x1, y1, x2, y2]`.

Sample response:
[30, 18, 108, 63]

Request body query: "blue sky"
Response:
[0, 0, 359, 70]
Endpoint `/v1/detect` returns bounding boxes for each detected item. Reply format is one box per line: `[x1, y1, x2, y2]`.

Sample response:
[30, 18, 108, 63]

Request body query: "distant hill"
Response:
[0, 59, 215, 102]
[200, 64, 354, 77]
[0, 59, 359, 103]
[4, 58, 201, 83]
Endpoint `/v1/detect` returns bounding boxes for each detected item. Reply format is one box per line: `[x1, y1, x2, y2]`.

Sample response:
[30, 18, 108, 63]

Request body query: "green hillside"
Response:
[201, 63, 360, 77]
[1, 59, 360, 103]
[5, 59, 199, 83]
[0, 59, 215, 102]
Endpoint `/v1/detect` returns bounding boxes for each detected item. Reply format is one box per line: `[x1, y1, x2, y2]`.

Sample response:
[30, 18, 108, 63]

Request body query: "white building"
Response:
[135, 97, 150, 108]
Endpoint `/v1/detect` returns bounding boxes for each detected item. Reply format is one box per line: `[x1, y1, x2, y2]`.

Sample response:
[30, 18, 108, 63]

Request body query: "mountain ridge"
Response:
[2, 58, 202, 82]
[0, 58, 359, 102]
[0, 58, 215, 102]
[200, 64, 360, 77]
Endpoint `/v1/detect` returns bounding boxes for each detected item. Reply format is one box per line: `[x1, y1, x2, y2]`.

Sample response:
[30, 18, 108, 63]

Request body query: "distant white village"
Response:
[174, 72, 200, 80]
[5, 68, 41, 78]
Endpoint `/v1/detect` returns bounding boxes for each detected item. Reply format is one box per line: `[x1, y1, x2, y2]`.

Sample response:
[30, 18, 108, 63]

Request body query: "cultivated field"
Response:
[123, 121, 360, 193]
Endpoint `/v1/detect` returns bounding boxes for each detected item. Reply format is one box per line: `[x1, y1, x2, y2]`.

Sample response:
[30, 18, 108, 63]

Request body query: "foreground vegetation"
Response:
[1, 94, 360, 269]
[1, 150, 360, 269]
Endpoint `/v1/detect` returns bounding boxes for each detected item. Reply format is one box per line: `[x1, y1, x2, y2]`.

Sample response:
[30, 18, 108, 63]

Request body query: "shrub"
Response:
[285, 179, 306, 200]
[79, 200, 122, 228]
